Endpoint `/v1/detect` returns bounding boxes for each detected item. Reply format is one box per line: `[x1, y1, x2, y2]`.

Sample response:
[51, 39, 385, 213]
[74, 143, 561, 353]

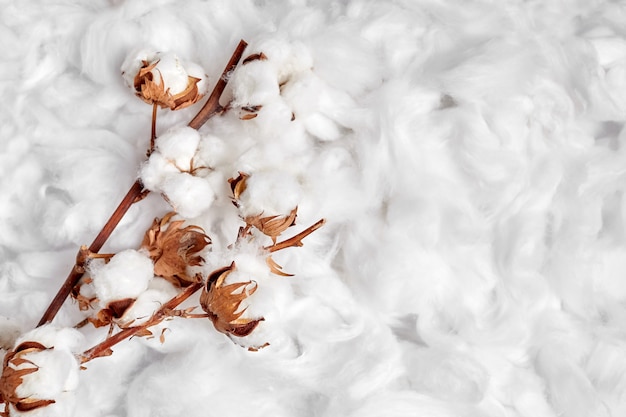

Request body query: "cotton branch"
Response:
[37, 40, 248, 327]
[266, 219, 326, 253]
[79, 281, 203, 364]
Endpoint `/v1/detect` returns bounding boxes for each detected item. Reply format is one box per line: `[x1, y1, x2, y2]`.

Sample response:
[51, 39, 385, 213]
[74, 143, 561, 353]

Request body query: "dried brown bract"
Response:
[246, 208, 298, 244]
[1, 342, 55, 416]
[199, 262, 263, 337]
[141, 212, 211, 287]
[132, 59, 204, 110]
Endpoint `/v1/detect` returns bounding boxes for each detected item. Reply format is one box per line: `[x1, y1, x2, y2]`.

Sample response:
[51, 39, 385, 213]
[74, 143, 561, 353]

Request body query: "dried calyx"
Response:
[141, 212, 211, 287]
[1, 342, 56, 416]
[199, 262, 263, 338]
[125, 52, 206, 111]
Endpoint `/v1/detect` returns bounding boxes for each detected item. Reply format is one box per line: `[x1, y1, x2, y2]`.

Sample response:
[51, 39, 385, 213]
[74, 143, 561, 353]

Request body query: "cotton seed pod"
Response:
[199, 262, 263, 338]
[141, 212, 211, 287]
[0, 342, 56, 415]
[123, 51, 205, 110]
[228, 172, 298, 243]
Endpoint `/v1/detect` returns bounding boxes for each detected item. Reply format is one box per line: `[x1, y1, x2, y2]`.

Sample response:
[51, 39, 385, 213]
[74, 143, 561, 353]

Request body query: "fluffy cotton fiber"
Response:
[89, 249, 154, 306]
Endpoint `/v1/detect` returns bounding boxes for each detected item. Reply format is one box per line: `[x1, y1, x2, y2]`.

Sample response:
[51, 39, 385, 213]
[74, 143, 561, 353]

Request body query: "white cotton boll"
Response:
[230, 60, 280, 107]
[148, 52, 190, 95]
[160, 172, 215, 218]
[140, 151, 180, 192]
[120, 49, 207, 96]
[14, 348, 79, 399]
[90, 249, 154, 306]
[237, 170, 302, 218]
[248, 36, 313, 84]
[155, 125, 201, 169]
[116, 278, 179, 328]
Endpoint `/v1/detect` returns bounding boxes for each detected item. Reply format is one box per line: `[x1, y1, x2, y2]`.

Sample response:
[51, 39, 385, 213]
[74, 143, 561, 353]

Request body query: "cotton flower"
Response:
[121, 50, 207, 110]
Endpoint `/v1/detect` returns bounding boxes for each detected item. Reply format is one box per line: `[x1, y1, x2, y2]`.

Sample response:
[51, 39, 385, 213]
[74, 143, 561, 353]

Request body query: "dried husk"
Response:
[199, 263, 263, 337]
[1, 342, 56, 415]
[141, 212, 211, 287]
[245, 207, 297, 243]
[133, 60, 203, 110]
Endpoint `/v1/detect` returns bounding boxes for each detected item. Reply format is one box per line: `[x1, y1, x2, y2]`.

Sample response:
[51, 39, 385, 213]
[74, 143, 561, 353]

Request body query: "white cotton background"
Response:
[1, 0, 626, 417]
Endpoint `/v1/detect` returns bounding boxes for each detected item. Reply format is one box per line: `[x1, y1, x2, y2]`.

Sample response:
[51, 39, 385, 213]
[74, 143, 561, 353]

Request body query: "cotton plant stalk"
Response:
[37, 40, 249, 328]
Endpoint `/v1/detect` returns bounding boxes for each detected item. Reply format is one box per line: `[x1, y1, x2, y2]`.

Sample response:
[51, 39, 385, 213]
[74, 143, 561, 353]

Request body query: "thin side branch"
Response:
[79, 282, 203, 364]
[266, 219, 326, 253]
[37, 40, 248, 327]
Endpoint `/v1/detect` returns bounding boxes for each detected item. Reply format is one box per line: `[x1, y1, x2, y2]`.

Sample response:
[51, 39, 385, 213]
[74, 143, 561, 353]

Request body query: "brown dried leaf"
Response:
[141, 212, 211, 287]
[199, 262, 263, 337]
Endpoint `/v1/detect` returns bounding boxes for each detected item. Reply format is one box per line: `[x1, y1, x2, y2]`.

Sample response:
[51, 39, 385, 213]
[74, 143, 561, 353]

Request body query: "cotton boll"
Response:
[6, 326, 84, 417]
[230, 59, 280, 107]
[116, 278, 178, 328]
[121, 50, 190, 96]
[245, 35, 313, 84]
[155, 125, 201, 169]
[14, 348, 79, 400]
[139, 151, 180, 191]
[89, 249, 154, 306]
[160, 172, 215, 218]
[236, 170, 302, 218]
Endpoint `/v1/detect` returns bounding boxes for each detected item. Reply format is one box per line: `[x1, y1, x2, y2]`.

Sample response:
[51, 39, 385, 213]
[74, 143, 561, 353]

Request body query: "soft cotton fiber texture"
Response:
[1, 0, 626, 416]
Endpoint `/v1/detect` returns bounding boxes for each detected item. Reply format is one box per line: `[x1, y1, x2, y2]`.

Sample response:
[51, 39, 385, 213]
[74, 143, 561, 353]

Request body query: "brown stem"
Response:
[188, 39, 248, 130]
[266, 219, 326, 253]
[37, 179, 144, 327]
[37, 40, 248, 327]
[79, 282, 203, 364]
[149, 102, 158, 154]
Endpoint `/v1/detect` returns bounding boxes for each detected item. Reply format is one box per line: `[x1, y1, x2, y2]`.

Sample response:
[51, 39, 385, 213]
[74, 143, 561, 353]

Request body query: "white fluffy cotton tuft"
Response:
[236, 170, 302, 218]
[154, 125, 201, 170]
[160, 172, 215, 218]
[89, 249, 154, 306]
